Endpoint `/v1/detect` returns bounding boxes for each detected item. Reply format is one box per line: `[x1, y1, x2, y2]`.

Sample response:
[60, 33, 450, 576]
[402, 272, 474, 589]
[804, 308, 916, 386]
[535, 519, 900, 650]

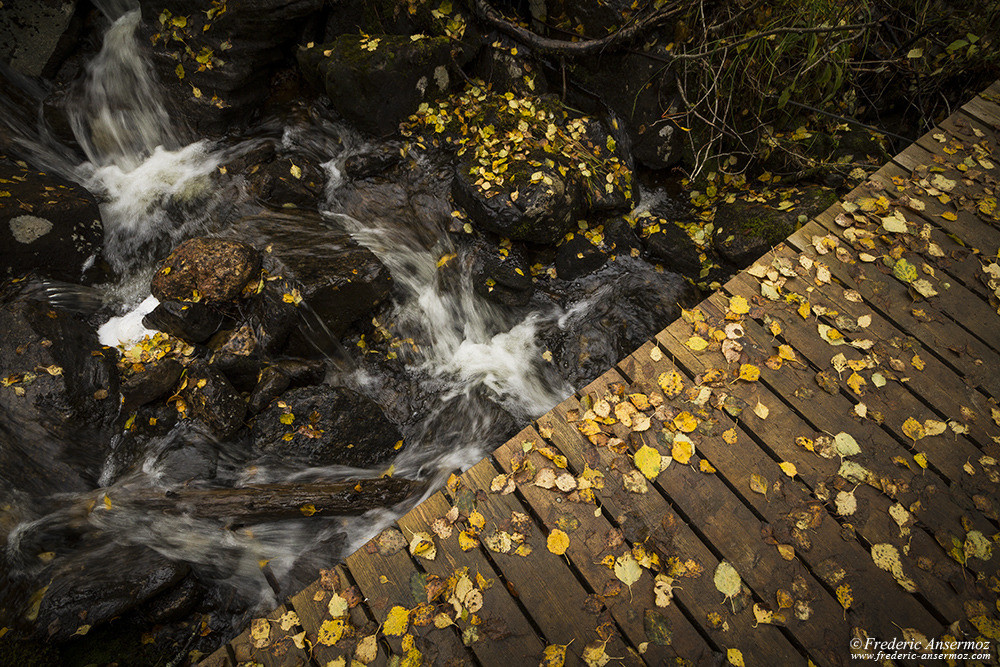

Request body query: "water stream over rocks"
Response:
[0, 4, 699, 662]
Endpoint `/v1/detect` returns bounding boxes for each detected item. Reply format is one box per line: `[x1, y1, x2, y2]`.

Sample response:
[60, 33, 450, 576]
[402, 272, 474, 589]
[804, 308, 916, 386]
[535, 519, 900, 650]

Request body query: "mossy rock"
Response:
[713, 185, 837, 267]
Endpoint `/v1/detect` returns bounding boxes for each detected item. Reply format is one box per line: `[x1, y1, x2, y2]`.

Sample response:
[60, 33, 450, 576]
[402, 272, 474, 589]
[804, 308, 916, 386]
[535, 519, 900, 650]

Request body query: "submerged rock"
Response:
[252, 385, 402, 468]
[151, 237, 261, 305]
[0, 157, 106, 284]
[298, 34, 455, 136]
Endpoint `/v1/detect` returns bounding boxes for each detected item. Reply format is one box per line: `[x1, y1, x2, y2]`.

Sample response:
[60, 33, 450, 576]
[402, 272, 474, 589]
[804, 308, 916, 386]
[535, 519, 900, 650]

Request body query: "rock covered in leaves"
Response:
[0, 156, 107, 284]
[403, 87, 634, 245]
[251, 385, 403, 468]
[151, 236, 261, 304]
[297, 34, 455, 136]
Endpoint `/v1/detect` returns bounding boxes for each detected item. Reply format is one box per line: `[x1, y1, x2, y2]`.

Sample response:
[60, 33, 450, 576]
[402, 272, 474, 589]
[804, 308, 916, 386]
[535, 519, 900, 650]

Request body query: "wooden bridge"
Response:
[201, 82, 1000, 666]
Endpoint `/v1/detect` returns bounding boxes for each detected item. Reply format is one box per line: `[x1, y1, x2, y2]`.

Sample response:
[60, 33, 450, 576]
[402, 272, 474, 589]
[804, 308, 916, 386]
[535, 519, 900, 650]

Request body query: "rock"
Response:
[297, 34, 454, 136]
[252, 385, 402, 468]
[247, 366, 291, 414]
[120, 358, 184, 414]
[179, 360, 246, 440]
[538, 0, 636, 40]
[0, 290, 119, 494]
[226, 142, 326, 209]
[470, 33, 547, 97]
[151, 237, 261, 305]
[137, 0, 325, 136]
[556, 234, 607, 280]
[140, 575, 203, 625]
[154, 438, 218, 483]
[33, 542, 188, 641]
[0, 0, 78, 77]
[472, 240, 534, 306]
[0, 157, 106, 284]
[235, 210, 392, 338]
[343, 143, 404, 180]
[142, 300, 225, 344]
[713, 186, 837, 267]
[641, 220, 704, 277]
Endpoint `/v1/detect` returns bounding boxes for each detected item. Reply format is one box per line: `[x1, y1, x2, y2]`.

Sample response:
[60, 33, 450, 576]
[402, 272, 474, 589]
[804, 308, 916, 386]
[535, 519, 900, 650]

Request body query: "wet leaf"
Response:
[547, 529, 569, 555]
[653, 574, 678, 607]
[582, 639, 611, 667]
[893, 259, 918, 284]
[540, 643, 568, 667]
[643, 609, 672, 645]
[673, 412, 698, 432]
[836, 584, 853, 611]
[738, 364, 760, 382]
[835, 490, 857, 516]
[409, 532, 436, 560]
[729, 295, 750, 315]
[356, 634, 378, 664]
[686, 336, 709, 351]
[713, 561, 741, 599]
[384, 606, 409, 637]
[614, 552, 642, 588]
[671, 435, 694, 465]
[327, 593, 348, 618]
[871, 543, 918, 592]
[722, 428, 737, 445]
[779, 462, 797, 478]
[250, 618, 271, 648]
[634, 445, 662, 479]
[753, 401, 769, 419]
[749, 474, 768, 497]
[658, 370, 684, 398]
[727, 648, 745, 666]
[318, 617, 345, 645]
[834, 432, 860, 457]
[902, 417, 925, 441]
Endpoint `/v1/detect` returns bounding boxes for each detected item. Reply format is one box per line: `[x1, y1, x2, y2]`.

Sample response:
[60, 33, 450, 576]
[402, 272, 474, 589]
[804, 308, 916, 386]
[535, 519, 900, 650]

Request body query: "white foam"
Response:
[98, 294, 159, 347]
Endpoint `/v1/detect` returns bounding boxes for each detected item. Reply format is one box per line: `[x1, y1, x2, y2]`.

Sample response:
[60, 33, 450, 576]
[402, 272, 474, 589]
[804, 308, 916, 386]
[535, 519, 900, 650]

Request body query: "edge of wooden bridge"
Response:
[202, 82, 1000, 667]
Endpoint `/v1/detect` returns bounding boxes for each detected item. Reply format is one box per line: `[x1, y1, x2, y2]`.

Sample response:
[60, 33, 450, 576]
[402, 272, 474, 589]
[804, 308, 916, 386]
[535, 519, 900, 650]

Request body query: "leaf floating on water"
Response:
[547, 528, 569, 555]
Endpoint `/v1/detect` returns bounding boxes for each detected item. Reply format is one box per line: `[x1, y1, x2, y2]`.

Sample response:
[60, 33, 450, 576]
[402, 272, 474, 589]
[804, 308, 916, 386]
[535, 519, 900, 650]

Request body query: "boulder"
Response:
[150, 237, 261, 304]
[32, 542, 188, 641]
[179, 360, 246, 440]
[137, 0, 325, 136]
[120, 358, 184, 414]
[0, 290, 119, 494]
[556, 233, 607, 281]
[713, 186, 837, 267]
[0, 0, 79, 77]
[235, 210, 392, 338]
[0, 157, 106, 284]
[225, 142, 326, 209]
[297, 34, 454, 136]
[252, 385, 402, 468]
[472, 240, 534, 306]
[641, 220, 704, 277]
[142, 300, 225, 344]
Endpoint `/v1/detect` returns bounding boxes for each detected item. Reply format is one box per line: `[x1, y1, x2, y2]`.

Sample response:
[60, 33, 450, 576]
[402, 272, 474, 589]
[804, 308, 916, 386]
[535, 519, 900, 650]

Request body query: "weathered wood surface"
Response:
[204, 83, 1000, 666]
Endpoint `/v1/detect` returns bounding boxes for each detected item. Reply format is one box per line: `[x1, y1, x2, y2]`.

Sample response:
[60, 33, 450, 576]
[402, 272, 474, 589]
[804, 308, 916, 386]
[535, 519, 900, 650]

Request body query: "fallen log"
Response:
[100, 477, 419, 524]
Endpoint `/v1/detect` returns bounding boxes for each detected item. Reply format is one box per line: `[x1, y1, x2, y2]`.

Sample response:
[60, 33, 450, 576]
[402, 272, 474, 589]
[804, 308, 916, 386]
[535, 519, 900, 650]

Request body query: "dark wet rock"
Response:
[471, 34, 547, 97]
[227, 142, 327, 209]
[143, 299, 225, 344]
[540, 0, 636, 39]
[0, 292, 118, 493]
[713, 186, 837, 267]
[154, 439, 218, 483]
[556, 233, 607, 280]
[297, 34, 454, 136]
[472, 240, 534, 307]
[137, 0, 324, 136]
[642, 220, 704, 277]
[577, 118, 634, 215]
[120, 358, 184, 414]
[140, 575, 204, 625]
[274, 358, 325, 385]
[603, 216, 642, 256]
[151, 237, 261, 305]
[33, 542, 188, 642]
[236, 210, 392, 338]
[179, 361, 246, 440]
[567, 46, 683, 170]
[343, 143, 404, 180]
[209, 344, 264, 394]
[248, 366, 291, 414]
[252, 385, 402, 468]
[0, 157, 106, 284]
[0, 0, 79, 77]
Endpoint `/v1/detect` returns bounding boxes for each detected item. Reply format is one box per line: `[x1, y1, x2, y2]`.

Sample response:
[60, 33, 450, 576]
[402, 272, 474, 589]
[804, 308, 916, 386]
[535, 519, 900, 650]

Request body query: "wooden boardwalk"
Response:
[201, 83, 1000, 666]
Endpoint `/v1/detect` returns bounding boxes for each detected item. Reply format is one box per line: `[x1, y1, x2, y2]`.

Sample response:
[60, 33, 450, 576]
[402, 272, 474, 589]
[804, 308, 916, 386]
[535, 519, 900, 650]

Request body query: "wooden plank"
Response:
[288, 566, 385, 667]
[228, 604, 309, 667]
[491, 426, 715, 665]
[963, 92, 1000, 128]
[454, 457, 641, 665]
[785, 218, 1000, 400]
[537, 396, 811, 666]
[198, 647, 233, 667]
[395, 490, 548, 666]
[621, 337, 977, 626]
[345, 528, 476, 665]
[684, 287, 1000, 583]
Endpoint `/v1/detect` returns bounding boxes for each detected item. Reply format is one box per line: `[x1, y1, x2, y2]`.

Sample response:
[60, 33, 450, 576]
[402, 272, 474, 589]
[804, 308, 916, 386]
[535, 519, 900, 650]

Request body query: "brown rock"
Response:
[151, 237, 261, 304]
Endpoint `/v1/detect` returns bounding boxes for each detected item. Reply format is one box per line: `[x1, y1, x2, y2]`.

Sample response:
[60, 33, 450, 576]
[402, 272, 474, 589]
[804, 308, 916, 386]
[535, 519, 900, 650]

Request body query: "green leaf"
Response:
[893, 258, 918, 284]
[777, 87, 791, 109]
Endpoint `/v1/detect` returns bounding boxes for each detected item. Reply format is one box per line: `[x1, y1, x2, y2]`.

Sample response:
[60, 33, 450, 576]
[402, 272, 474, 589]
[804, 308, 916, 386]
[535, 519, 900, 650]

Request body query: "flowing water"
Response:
[0, 5, 694, 654]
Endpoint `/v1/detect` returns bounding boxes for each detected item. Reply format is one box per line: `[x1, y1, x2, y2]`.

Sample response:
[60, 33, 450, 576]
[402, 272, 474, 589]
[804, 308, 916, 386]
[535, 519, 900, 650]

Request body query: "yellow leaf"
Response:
[317, 618, 345, 645]
[458, 530, 478, 551]
[836, 584, 853, 610]
[913, 452, 928, 469]
[672, 435, 694, 465]
[911, 354, 925, 371]
[250, 618, 271, 648]
[728, 648, 745, 666]
[902, 417, 925, 441]
[673, 411, 698, 432]
[798, 301, 811, 319]
[738, 364, 760, 382]
[657, 370, 684, 398]
[547, 529, 569, 555]
[686, 336, 709, 351]
[541, 643, 569, 667]
[408, 532, 436, 560]
[777, 344, 795, 360]
[299, 503, 317, 516]
[749, 474, 768, 496]
[699, 460, 717, 473]
[469, 510, 485, 530]
[289, 163, 302, 179]
[356, 634, 379, 664]
[941, 211, 958, 221]
[384, 606, 409, 636]
[779, 462, 797, 477]
[436, 253, 457, 268]
[722, 428, 737, 445]
[279, 412, 294, 425]
[714, 561, 741, 599]
[729, 295, 750, 315]
[634, 445, 662, 479]
[614, 552, 642, 587]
